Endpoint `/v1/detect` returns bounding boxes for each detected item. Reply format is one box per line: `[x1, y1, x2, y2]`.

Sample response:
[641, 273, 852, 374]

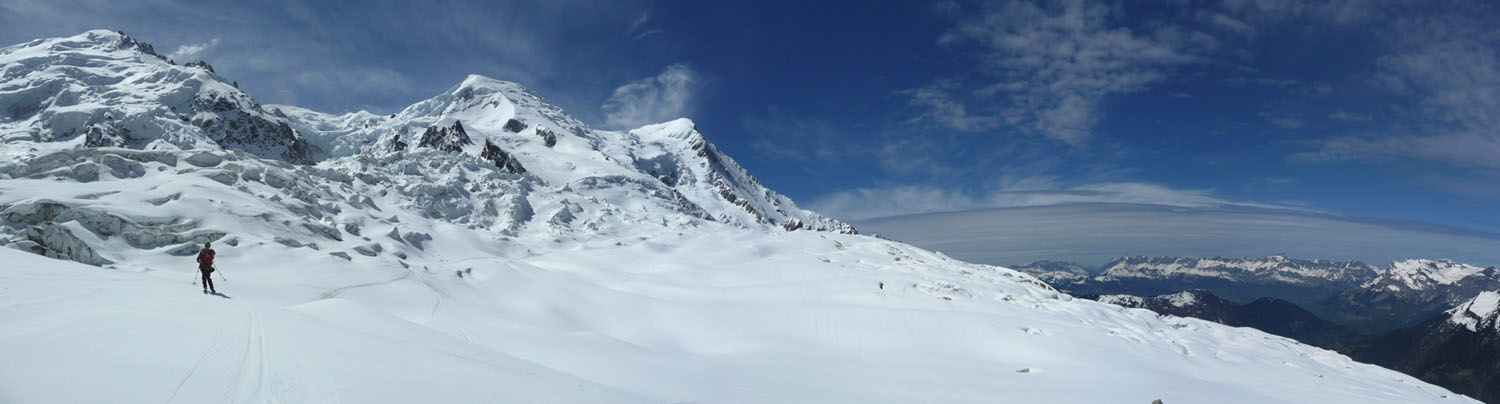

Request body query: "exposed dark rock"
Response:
[391, 134, 407, 151]
[417, 121, 472, 153]
[503, 118, 527, 133]
[189, 93, 321, 164]
[82, 123, 126, 148]
[114, 31, 161, 58]
[480, 140, 526, 174]
[185, 60, 215, 73]
[537, 127, 557, 147]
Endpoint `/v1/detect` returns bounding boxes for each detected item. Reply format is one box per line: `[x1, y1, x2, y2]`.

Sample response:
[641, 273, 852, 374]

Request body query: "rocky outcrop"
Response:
[417, 121, 472, 153]
[479, 140, 526, 174]
[503, 118, 527, 133]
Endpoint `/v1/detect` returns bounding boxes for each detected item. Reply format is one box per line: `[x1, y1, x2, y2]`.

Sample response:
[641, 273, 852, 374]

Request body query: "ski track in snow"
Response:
[164, 326, 228, 404]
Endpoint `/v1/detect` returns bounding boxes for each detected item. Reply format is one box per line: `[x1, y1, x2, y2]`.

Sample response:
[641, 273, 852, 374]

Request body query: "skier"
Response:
[196, 242, 217, 294]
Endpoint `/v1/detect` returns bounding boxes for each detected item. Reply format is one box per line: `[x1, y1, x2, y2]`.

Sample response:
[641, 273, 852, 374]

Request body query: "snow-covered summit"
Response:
[2, 31, 851, 235]
[1363, 259, 1495, 291]
[1447, 291, 1500, 332]
[0, 30, 319, 163]
[274, 71, 853, 233]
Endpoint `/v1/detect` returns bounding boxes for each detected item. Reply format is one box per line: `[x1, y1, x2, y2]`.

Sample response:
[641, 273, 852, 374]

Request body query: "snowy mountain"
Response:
[1011, 259, 1090, 285]
[1450, 291, 1500, 332]
[1095, 255, 1379, 287]
[0, 31, 1478, 403]
[267, 73, 853, 233]
[1019, 255, 1380, 306]
[1322, 259, 1500, 332]
[0, 30, 319, 163]
[1351, 291, 1500, 403]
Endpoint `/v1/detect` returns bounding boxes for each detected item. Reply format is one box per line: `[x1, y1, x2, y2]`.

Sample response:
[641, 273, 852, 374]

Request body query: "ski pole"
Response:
[217, 267, 226, 281]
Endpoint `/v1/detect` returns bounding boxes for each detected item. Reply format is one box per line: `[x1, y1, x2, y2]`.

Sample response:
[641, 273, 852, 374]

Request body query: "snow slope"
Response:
[0, 31, 1479, 403]
[1, 226, 1475, 403]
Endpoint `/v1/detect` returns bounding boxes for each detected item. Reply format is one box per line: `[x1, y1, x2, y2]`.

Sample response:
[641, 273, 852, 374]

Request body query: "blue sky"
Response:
[3, 0, 1497, 235]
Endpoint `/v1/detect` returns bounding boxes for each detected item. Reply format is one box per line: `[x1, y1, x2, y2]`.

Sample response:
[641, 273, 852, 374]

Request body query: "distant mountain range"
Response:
[1017, 255, 1498, 333]
[1057, 256, 1500, 403]
[1324, 259, 1500, 331]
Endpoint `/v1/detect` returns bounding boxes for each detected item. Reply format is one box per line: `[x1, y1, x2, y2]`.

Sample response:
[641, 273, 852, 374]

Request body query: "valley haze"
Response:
[858, 203, 1500, 269]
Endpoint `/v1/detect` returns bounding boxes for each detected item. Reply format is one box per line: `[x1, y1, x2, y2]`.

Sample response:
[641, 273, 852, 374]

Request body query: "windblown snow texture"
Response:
[0, 31, 1477, 403]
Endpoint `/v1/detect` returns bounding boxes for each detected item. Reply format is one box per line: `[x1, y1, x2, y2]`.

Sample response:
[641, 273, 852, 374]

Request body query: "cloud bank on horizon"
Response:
[857, 203, 1500, 270]
[0, 0, 1494, 236]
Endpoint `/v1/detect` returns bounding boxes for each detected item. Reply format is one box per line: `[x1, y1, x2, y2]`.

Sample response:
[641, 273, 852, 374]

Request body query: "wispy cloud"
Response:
[167, 37, 218, 61]
[626, 12, 659, 41]
[914, 0, 1195, 146]
[1296, 5, 1500, 176]
[742, 108, 848, 164]
[627, 12, 650, 34]
[602, 64, 701, 129]
[902, 79, 999, 132]
[1207, 12, 1256, 38]
[809, 181, 1305, 221]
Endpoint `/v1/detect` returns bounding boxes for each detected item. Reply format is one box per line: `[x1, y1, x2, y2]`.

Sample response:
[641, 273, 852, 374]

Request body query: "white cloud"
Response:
[1299, 7, 1500, 175]
[809, 181, 1304, 221]
[917, 0, 1195, 146]
[1293, 132, 1500, 174]
[602, 64, 700, 129]
[1268, 117, 1305, 129]
[627, 12, 650, 34]
[626, 12, 659, 40]
[1207, 12, 1256, 37]
[903, 79, 999, 132]
[1328, 110, 1372, 122]
[1221, 0, 1378, 25]
[168, 38, 219, 61]
[858, 203, 1500, 269]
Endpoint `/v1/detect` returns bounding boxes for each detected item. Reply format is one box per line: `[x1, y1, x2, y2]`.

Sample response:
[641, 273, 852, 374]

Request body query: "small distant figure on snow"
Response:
[196, 242, 217, 294]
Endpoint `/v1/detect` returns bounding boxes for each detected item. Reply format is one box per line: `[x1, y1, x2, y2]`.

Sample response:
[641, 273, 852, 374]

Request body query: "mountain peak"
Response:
[1367, 258, 1493, 290]
[1447, 291, 1500, 332]
[0, 30, 319, 163]
[43, 29, 162, 57]
[454, 74, 528, 94]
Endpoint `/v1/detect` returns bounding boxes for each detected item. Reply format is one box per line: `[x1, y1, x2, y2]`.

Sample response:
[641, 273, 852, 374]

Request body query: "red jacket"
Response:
[197, 248, 215, 268]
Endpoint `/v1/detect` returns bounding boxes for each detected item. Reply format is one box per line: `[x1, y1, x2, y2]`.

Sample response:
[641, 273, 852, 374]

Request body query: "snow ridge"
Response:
[1363, 259, 1494, 291]
[1447, 291, 1500, 332]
